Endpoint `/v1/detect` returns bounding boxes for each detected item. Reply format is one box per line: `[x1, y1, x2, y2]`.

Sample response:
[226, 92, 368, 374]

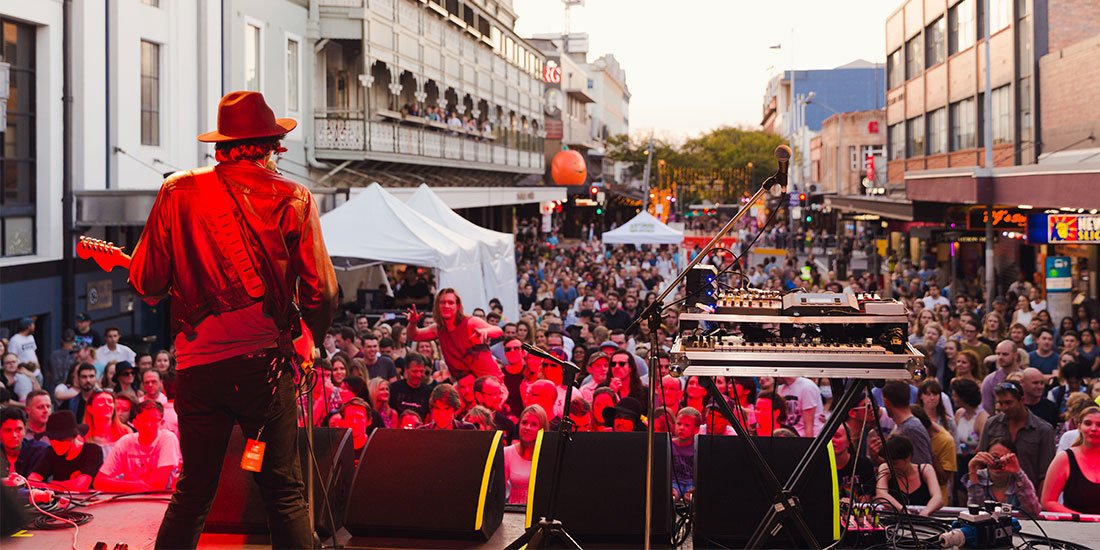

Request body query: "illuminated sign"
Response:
[1028, 213, 1100, 244]
[542, 60, 562, 84]
[967, 207, 1028, 230]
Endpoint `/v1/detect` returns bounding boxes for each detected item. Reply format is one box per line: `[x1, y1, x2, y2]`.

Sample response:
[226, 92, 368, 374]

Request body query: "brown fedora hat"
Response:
[197, 91, 297, 143]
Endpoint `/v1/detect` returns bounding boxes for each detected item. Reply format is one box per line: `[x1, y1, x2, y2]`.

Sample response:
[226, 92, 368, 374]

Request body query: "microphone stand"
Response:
[504, 343, 582, 550]
[629, 153, 789, 550]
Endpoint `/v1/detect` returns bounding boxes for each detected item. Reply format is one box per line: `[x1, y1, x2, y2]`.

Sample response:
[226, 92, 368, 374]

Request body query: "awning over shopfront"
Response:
[905, 164, 1100, 210]
[825, 195, 914, 221]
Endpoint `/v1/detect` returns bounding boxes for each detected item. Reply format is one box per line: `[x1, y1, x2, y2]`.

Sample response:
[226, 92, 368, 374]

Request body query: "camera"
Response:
[990, 457, 1005, 470]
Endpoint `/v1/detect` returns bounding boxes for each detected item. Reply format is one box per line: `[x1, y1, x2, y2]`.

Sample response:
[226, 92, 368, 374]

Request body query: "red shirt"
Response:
[437, 317, 502, 380]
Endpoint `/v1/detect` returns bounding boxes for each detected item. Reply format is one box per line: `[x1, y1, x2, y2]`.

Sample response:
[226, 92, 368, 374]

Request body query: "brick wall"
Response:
[1039, 32, 1100, 153]
[1048, 0, 1100, 53]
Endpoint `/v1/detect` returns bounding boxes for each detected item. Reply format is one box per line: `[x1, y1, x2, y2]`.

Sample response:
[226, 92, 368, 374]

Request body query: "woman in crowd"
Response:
[1041, 407, 1100, 514]
[966, 438, 1041, 517]
[943, 340, 961, 384]
[918, 378, 955, 434]
[1057, 317, 1076, 342]
[414, 340, 447, 381]
[83, 389, 133, 458]
[952, 377, 988, 505]
[389, 325, 409, 363]
[1074, 305, 1093, 333]
[114, 392, 139, 426]
[1057, 393, 1095, 452]
[366, 377, 397, 429]
[111, 361, 140, 398]
[1077, 329, 1100, 374]
[952, 349, 985, 383]
[515, 319, 534, 345]
[463, 406, 494, 431]
[591, 387, 618, 433]
[153, 350, 176, 399]
[504, 404, 548, 504]
[1012, 295, 1035, 328]
[684, 376, 710, 414]
[100, 360, 118, 392]
[876, 435, 943, 516]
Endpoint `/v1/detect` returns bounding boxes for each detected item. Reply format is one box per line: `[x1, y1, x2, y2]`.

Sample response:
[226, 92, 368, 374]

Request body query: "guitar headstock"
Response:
[76, 236, 132, 272]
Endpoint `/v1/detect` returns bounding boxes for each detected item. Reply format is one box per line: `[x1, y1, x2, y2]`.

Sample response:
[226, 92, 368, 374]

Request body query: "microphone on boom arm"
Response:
[772, 144, 792, 190]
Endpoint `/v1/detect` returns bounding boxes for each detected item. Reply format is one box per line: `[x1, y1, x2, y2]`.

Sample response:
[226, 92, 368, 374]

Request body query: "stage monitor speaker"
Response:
[1, 485, 28, 537]
[205, 426, 356, 538]
[692, 435, 839, 548]
[526, 431, 673, 545]
[344, 428, 505, 541]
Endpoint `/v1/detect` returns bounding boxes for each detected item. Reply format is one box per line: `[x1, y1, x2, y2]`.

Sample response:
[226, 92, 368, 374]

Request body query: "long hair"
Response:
[432, 288, 466, 327]
[918, 378, 949, 424]
[83, 390, 133, 441]
[366, 377, 392, 412]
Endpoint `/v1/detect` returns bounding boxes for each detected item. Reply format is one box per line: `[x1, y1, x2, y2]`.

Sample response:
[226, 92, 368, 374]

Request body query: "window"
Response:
[949, 0, 976, 54]
[1018, 77, 1031, 137]
[887, 48, 904, 88]
[245, 22, 261, 91]
[140, 40, 160, 146]
[927, 108, 946, 154]
[905, 34, 923, 80]
[906, 116, 925, 157]
[1, 19, 36, 256]
[463, 5, 475, 27]
[926, 17, 946, 67]
[286, 37, 300, 112]
[490, 26, 501, 54]
[888, 123, 905, 160]
[991, 85, 1012, 144]
[446, 0, 460, 17]
[477, 15, 490, 36]
[949, 97, 976, 150]
[989, 0, 1011, 33]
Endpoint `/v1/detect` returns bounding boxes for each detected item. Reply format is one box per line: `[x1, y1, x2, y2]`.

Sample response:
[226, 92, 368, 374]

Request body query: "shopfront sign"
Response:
[967, 207, 1028, 230]
[1027, 213, 1100, 244]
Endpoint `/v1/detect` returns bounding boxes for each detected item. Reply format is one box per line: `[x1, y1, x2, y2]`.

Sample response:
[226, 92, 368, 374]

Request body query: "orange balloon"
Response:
[551, 149, 587, 185]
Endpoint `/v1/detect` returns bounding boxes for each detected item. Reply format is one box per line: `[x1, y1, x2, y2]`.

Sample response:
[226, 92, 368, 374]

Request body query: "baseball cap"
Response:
[76, 312, 92, 322]
[599, 340, 618, 350]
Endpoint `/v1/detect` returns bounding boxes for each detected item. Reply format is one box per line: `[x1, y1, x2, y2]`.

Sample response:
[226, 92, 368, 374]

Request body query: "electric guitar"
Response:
[76, 235, 316, 376]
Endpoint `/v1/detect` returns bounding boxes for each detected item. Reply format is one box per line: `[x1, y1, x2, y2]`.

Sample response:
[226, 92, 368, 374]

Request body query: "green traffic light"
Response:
[805, 215, 812, 222]
[596, 208, 603, 215]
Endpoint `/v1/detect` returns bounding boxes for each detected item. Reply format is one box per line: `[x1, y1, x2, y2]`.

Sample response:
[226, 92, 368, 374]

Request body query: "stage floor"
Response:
[4, 497, 1098, 549]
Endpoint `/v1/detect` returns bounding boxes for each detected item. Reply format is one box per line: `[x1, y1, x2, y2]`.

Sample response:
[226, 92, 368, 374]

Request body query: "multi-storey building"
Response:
[312, 0, 547, 196]
[761, 61, 886, 192]
[886, 0, 1100, 301]
[587, 53, 630, 185]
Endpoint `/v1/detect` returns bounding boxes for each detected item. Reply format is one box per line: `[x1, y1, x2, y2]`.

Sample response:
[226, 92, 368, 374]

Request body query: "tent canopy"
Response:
[405, 184, 520, 321]
[601, 210, 684, 245]
[320, 183, 488, 311]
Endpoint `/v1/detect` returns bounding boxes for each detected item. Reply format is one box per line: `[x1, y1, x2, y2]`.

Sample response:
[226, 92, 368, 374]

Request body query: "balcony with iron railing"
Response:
[314, 111, 545, 174]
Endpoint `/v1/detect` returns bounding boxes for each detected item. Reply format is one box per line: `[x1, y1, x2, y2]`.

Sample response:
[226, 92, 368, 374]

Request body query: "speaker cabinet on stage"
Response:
[526, 431, 673, 545]
[205, 426, 355, 537]
[693, 435, 839, 548]
[344, 428, 505, 541]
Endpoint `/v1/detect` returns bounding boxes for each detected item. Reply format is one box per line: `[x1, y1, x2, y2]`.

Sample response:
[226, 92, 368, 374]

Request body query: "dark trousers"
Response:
[155, 351, 311, 549]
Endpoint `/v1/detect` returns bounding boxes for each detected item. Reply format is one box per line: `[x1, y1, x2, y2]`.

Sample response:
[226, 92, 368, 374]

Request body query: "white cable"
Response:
[11, 473, 79, 550]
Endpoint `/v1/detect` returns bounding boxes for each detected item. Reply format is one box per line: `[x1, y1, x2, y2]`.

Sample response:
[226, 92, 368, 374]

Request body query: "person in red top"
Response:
[406, 289, 503, 380]
[129, 91, 338, 549]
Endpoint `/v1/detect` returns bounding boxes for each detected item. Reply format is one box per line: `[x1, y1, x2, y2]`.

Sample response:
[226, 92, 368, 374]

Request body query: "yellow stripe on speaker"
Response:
[524, 429, 546, 529]
[826, 439, 840, 541]
[475, 430, 504, 531]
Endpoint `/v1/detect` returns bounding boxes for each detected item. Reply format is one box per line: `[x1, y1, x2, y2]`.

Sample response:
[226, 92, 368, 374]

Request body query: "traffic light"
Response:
[805, 214, 813, 222]
[590, 185, 599, 196]
[596, 207, 603, 215]
[798, 193, 807, 204]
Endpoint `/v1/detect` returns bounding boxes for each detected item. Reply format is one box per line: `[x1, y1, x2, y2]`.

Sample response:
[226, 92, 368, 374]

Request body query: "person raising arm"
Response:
[406, 289, 502, 380]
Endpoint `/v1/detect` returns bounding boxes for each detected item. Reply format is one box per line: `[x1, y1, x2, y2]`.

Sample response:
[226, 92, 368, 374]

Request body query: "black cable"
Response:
[31, 510, 94, 530]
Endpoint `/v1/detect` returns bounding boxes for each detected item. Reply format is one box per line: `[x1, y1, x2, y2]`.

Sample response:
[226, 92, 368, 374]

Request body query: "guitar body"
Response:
[76, 236, 316, 375]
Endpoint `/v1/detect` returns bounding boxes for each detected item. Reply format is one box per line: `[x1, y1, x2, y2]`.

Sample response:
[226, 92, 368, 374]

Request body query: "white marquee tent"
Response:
[319, 183, 488, 311]
[405, 184, 520, 320]
[601, 210, 684, 245]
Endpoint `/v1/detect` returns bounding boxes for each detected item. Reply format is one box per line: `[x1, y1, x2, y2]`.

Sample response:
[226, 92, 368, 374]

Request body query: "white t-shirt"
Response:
[778, 377, 825, 437]
[8, 333, 38, 365]
[922, 295, 950, 310]
[99, 429, 181, 489]
[95, 344, 137, 376]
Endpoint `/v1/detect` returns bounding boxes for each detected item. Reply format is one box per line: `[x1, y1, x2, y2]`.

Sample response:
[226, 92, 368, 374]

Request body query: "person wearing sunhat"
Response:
[128, 90, 338, 549]
[603, 396, 646, 432]
[27, 410, 103, 492]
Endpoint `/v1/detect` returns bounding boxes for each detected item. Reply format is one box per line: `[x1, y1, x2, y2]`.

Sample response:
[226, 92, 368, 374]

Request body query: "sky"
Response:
[512, 0, 901, 141]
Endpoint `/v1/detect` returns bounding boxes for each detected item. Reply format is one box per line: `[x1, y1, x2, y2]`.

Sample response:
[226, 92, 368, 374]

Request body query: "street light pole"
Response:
[640, 137, 654, 211]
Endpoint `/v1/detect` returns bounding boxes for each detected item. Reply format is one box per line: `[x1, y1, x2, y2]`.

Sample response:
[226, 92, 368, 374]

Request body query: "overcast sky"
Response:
[512, 0, 901, 141]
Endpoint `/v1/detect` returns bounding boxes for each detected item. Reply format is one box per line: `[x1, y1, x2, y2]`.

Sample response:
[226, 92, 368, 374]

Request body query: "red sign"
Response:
[544, 119, 563, 139]
[543, 60, 562, 84]
[866, 154, 875, 180]
[867, 121, 879, 133]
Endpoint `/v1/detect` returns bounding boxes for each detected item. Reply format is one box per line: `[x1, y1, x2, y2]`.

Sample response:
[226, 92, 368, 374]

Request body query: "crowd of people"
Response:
[2, 216, 1098, 519]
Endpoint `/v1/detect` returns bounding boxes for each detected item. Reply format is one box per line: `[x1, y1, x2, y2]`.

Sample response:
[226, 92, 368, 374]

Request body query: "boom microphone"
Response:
[774, 144, 792, 188]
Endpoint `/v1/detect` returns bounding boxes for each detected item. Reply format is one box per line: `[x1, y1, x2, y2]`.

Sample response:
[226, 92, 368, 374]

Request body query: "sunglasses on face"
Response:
[610, 360, 630, 366]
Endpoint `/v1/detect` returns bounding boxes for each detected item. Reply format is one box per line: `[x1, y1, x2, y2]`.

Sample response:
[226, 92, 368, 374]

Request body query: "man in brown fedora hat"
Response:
[129, 90, 337, 549]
